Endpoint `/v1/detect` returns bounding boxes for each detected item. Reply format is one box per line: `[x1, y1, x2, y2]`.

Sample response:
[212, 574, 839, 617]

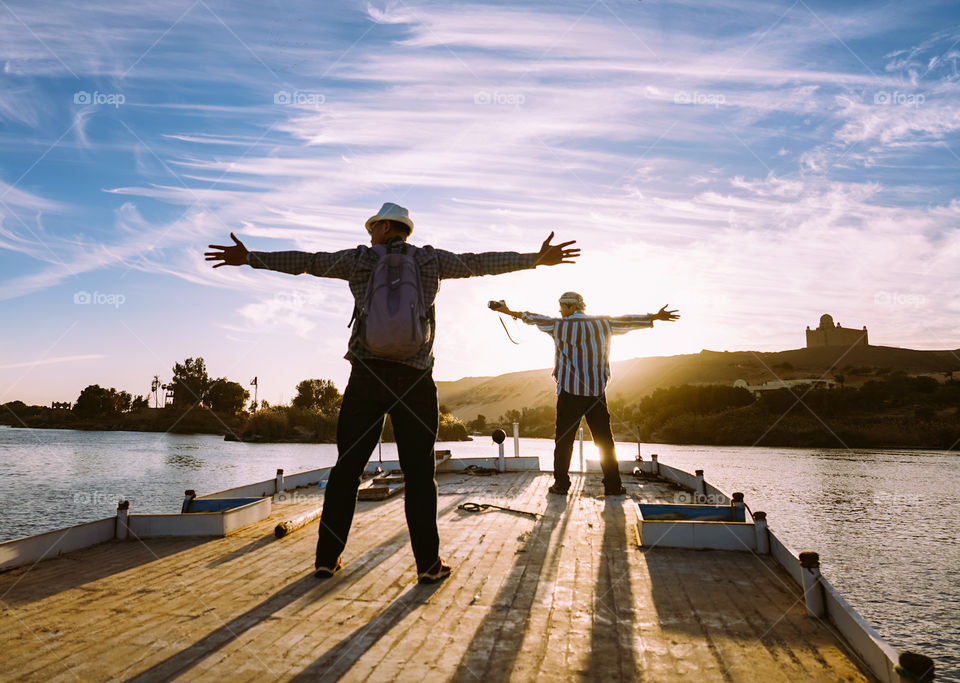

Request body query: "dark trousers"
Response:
[316, 360, 440, 573]
[553, 390, 621, 491]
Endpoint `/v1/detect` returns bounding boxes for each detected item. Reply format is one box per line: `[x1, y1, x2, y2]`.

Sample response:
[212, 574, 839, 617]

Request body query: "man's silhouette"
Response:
[207, 202, 578, 583]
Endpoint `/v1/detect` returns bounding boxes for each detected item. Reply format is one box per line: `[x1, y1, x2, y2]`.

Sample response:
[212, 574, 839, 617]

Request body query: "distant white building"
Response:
[734, 378, 836, 396]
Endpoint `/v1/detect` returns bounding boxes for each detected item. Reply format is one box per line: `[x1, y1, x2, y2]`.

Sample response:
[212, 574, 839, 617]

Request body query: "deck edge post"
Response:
[695, 469, 705, 501]
[276, 469, 284, 494]
[115, 500, 130, 540]
[181, 489, 196, 514]
[651, 453, 659, 475]
[799, 551, 826, 617]
[731, 492, 745, 520]
[636, 426, 642, 460]
[498, 442, 505, 473]
[513, 422, 520, 458]
[753, 511, 769, 554]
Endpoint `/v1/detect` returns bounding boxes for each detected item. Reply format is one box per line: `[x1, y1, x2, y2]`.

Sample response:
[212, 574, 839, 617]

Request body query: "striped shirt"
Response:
[248, 245, 536, 370]
[521, 311, 654, 396]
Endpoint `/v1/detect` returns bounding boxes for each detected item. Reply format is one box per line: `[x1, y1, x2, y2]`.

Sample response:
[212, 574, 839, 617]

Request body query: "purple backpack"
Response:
[358, 243, 431, 359]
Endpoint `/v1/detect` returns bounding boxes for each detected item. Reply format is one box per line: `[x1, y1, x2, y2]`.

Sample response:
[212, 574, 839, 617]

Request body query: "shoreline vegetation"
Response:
[0, 356, 472, 444]
[469, 373, 960, 450]
[3, 355, 959, 449]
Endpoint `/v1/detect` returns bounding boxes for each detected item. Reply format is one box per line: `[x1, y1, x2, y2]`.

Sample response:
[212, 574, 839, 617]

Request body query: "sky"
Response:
[1, 0, 959, 406]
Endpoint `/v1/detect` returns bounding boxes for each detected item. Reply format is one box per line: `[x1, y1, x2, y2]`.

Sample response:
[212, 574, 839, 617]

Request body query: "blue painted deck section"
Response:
[639, 503, 746, 523]
[185, 498, 262, 513]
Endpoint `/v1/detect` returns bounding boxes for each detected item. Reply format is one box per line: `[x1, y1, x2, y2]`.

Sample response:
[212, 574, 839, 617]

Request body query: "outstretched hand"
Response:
[205, 233, 249, 268]
[535, 231, 579, 266]
[654, 305, 680, 322]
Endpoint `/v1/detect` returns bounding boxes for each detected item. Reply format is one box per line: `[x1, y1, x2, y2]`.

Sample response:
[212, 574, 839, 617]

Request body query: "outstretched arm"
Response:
[488, 300, 523, 320]
[205, 233, 357, 279]
[437, 232, 579, 279]
[608, 304, 680, 335]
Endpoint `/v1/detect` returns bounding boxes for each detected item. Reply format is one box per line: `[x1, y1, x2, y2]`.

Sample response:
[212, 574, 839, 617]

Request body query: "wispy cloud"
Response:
[0, 353, 105, 370]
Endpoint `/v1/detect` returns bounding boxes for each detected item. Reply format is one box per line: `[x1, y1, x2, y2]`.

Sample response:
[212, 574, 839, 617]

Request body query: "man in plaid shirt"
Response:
[206, 202, 578, 584]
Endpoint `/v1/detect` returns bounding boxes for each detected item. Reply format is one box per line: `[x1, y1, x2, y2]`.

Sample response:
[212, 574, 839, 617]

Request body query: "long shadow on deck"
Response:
[587, 499, 636, 678]
[291, 582, 440, 682]
[0, 537, 208, 606]
[451, 491, 574, 681]
[125, 498, 467, 682]
[206, 531, 277, 568]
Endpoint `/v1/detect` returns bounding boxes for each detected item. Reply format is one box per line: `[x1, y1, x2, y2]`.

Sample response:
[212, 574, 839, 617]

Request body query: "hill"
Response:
[437, 345, 960, 423]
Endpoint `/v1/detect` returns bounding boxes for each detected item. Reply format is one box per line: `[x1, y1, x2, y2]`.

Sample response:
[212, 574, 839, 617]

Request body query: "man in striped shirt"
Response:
[493, 293, 678, 495]
[206, 202, 578, 584]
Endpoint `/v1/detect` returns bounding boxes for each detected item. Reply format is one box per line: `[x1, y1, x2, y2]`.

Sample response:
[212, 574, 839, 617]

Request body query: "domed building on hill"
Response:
[806, 313, 869, 348]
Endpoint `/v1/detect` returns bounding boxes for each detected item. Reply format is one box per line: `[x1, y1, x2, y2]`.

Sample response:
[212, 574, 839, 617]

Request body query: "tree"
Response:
[206, 378, 250, 414]
[73, 385, 131, 417]
[468, 414, 487, 432]
[292, 379, 342, 414]
[131, 395, 149, 411]
[170, 357, 210, 407]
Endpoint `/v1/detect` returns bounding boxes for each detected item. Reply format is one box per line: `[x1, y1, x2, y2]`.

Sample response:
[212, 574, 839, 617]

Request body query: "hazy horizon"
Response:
[2, 1, 959, 406]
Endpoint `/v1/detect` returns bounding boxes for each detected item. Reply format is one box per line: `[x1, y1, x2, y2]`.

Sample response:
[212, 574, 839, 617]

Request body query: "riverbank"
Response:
[0, 404, 471, 443]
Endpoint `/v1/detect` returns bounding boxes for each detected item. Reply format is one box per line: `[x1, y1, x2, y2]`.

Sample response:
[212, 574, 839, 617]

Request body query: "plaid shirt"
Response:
[248, 244, 536, 369]
[521, 311, 654, 396]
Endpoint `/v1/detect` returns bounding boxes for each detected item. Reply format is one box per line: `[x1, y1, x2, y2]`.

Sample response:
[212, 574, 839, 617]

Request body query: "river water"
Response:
[0, 426, 956, 679]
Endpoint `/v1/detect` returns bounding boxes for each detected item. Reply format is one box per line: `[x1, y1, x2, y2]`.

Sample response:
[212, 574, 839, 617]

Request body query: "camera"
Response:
[487, 300, 505, 310]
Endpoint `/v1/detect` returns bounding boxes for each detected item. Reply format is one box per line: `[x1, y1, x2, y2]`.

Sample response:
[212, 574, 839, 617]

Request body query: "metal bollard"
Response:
[799, 551, 825, 618]
[651, 453, 659, 475]
[116, 500, 130, 540]
[695, 469, 705, 501]
[276, 468, 285, 494]
[513, 422, 520, 458]
[181, 489, 196, 514]
[753, 511, 769, 554]
[492, 429, 506, 472]
[636, 426, 642, 461]
[731, 492, 745, 521]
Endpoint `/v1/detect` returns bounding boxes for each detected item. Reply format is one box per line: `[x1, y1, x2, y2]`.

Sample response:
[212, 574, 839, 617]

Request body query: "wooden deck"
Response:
[0, 471, 871, 682]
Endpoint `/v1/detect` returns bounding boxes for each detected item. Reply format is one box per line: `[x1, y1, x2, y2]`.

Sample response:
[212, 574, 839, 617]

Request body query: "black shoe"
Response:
[548, 484, 569, 495]
[314, 558, 341, 579]
[604, 486, 627, 496]
[418, 558, 452, 584]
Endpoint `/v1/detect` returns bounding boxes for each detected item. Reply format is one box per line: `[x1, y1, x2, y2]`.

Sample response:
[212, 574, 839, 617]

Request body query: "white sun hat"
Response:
[365, 202, 414, 235]
[558, 291, 585, 309]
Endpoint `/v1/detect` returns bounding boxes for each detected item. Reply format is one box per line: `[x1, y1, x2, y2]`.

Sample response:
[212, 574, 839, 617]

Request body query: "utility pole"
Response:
[250, 376, 258, 410]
